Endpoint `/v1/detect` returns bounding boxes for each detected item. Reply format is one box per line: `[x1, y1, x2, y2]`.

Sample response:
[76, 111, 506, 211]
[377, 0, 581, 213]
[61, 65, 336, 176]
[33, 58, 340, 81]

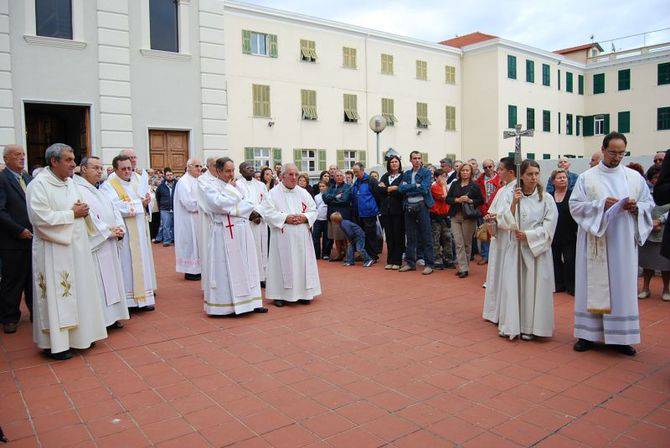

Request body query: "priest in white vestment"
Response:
[197, 157, 218, 290]
[174, 158, 202, 280]
[200, 157, 267, 315]
[570, 133, 653, 356]
[482, 157, 517, 323]
[258, 164, 321, 307]
[75, 157, 129, 328]
[101, 155, 157, 310]
[27, 144, 107, 360]
[496, 161, 558, 340]
[237, 161, 269, 285]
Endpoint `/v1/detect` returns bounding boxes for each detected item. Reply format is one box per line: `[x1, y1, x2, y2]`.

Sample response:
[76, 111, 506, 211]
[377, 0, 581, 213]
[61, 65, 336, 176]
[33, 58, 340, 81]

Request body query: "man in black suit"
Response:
[0, 145, 33, 333]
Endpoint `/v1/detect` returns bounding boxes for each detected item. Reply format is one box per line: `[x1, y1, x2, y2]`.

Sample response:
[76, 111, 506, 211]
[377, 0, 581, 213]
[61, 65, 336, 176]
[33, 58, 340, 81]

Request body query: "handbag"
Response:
[476, 223, 490, 242]
[462, 202, 479, 220]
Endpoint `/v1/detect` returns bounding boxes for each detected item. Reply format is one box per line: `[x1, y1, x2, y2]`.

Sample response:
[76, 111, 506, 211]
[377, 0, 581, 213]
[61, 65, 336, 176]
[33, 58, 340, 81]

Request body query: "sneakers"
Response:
[398, 265, 415, 272]
[638, 290, 651, 299]
[343, 262, 354, 266]
[384, 264, 394, 270]
[391, 265, 400, 270]
[663, 292, 670, 302]
[521, 334, 534, 341]
[416, 259, 426, 266]
[422, 267, 433, 275]
[363, 260, 374, 268]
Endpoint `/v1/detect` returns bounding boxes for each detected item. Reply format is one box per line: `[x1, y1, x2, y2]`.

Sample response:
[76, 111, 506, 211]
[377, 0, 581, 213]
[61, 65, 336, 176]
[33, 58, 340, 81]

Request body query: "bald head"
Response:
[3, 144, 26, 173]
[281, 163, 298, 189]
[589, 151, 602, 168]
[119, 149, 137, 169]
[187, 158, 202, 178]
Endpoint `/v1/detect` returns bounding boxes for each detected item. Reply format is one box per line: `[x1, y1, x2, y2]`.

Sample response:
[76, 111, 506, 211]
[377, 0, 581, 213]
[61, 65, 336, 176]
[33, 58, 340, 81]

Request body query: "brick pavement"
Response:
[1, 245, 669, 447]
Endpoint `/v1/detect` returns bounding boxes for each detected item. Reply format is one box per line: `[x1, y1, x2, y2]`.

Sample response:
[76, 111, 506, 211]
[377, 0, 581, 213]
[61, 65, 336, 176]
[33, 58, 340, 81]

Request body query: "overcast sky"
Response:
[240, 0, 670, 51]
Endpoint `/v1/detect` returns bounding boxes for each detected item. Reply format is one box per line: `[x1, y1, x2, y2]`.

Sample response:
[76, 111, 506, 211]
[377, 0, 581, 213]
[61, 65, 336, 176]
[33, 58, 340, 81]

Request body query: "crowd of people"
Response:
[0, 132, 666, 363]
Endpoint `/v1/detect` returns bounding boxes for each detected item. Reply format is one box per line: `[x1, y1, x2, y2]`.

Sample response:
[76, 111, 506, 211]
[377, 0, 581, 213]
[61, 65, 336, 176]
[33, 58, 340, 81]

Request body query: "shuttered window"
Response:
[244, 147, 282, 171]
[526, 108, 535, 130]
[294, 149, 326, 172]
[381, 54, 394, 75]
[343, 94, 359, 122]
[301, 89, 317, 120]
[445, 65, 456, 84]
[252, 84, 271, 117]
[381, 98, 398, 126]
[526, 60, 534, 83]
[445, 106, 456, 131]
[421, 153, 429, 164]
[242, 30, 278, 57]
[593, 73, 605, 94]
[578, 74, 584, 95]
[618, 111, 630, 133]
[508, 105, 517, 128]
[618, 69, 630, 91]
[343, 47, 357, 69]
[659, 63, 670, 85]
[416, 102, 430, 128]
[543, 110, 550, 132]
[416, 60, 428, 80]
[336, 150, 365, 169]
[657, 107, 670, 130]
[566, 72, 573, 92]
[300, 39, 317, 62]
[542, 64, 550, 86]
[507, 55, 516, 79]
[566, 113, 573, 135]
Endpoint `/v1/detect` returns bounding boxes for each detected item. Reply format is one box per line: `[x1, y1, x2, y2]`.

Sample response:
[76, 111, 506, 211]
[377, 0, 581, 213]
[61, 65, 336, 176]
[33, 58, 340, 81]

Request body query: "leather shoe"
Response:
[185, 273, 201, 281]
[3, 323, 17, 334]
[253, 307, 268, 313]
[573, 338, 594, 352]
[143, 305, 155, 311]
[614, 344, 636, 356]
[298, 299, 311, 305]
[274, 300, 285, 307]
[43, 349, 73, 360]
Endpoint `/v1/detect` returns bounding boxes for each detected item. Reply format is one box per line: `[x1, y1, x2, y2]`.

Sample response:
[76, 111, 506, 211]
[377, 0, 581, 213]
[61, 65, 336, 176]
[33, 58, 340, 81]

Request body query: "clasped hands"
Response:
[72, 200, 89, 218]
[455, 195, 473, 204]
[249, 211, 262, 224]
[285, 214, 307, 225]
[604, 197, 638, 215]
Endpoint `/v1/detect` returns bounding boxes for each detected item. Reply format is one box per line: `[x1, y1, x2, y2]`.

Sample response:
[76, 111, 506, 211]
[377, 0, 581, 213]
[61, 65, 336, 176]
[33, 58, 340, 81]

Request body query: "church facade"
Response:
[2, 0, 669, 174]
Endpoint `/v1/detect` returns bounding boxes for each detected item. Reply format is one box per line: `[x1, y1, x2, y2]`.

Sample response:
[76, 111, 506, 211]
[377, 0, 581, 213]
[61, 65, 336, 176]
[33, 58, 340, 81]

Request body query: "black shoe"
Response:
[143, 305, 155, 311]
[573, 338, 594, 352]
[43, 349, 73, 360]
[152, 239, 161, 244]
[260, 281, 266, 289]
[434, 263, 445, 270]
[444, 262, 456, 269]
[110, 321, 124, 329]
[0, 425, 7, 443]
[254, 307, 268, 313]
[274, 300, 285, 307]
[185, 273, 201, 281]
[298, 299, 311, 305]
[3, 323, 17, 334]
[614, 345, 636, 356]
[457, 271, 469, 278]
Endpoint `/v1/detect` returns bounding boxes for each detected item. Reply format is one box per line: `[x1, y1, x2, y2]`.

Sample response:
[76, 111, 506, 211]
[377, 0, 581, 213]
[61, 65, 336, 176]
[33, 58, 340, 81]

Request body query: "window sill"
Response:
[140, 49, 192, 61]
[23, 34, 86, 50]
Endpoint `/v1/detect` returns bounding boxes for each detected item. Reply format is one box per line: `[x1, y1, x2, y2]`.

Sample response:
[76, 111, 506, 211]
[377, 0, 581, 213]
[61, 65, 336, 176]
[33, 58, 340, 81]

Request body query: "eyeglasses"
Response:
[604, 149, 626, 158]
[484, 165, 494, 169]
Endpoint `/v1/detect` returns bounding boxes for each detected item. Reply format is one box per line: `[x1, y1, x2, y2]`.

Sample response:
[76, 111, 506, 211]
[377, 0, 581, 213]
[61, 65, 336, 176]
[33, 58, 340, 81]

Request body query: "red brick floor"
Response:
[2, 246, 670, 447]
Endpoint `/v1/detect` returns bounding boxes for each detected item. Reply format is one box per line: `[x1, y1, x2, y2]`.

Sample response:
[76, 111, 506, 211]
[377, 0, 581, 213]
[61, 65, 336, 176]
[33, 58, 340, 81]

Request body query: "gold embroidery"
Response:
[59, 272, 72, 298]
[38, 273, 47, 300]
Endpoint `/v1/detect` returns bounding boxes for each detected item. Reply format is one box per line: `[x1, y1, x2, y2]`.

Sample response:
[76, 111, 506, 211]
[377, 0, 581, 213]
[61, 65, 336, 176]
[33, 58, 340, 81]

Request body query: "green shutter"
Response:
[566, 114, 573, 135]
[526, 153, 535, 160]
[293, 149, 302, 166]
[336, 150, 345, 169]
[618, 69, 630, 90]
[558, 69, 561, 90]
[508, 152, 515, 158]
[558, 112, 561, 134]
[526, 108, 535, 130]
[272, 148, 282, 165]
[526, 60, 534, 83]
[508, 105, 517, 128]
[318, 149, 327, 171]
[576, 116, 581, 136]
[659, 63, 670, 85]
[242, 30, 251, 54]
[268, 34, 278, 58]
[543, 110, 551, 132]
[658, 107, 670, 130]
[583, 116, 594, 136]
[542, 64, 550, 86]
[578, 75, 584, 95]
[603, 114, 610, 134]
[357, 151, 366, 165]
[507, 55, 516, 79]
[543, 153, 551, 160]
[566, 72, 573, 92]
[618, 111, 630, 133]
[594, 73, 605, 94]
[244, 147, 254, 162]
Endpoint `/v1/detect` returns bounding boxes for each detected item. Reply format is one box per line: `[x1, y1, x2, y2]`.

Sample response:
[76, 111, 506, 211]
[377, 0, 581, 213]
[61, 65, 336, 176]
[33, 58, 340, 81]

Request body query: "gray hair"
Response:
[282, 163, 298, 174]
[439, 158, 453, 167]
[353, 162, 365, 170]
[45, 143, 73, 167]
[205, 156, 217, 168]
[80, 155, 100, 167]
[3, 144, 23, 158]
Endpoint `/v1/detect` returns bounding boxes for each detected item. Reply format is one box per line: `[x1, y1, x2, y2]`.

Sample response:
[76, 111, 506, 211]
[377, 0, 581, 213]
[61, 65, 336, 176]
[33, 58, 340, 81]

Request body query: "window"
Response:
[300, 39, 317, 62]
[242, 30, 278, 58]
[659, 63, 670, 85]
[526, 60, 534, 83]
[576, 116, 582, 136]
[381, 98, 398, 126]
[149, 0, 179, 52]
[381, 54, 394, 75]
[543, 154, 551, 160]
[445, 65, 456, 84]
[337, 150, 364, 170]
[343, 47, 357, 69]
[416, 60, 428, 80]
[244, 147, 281, 171]
[558, 112, 561, 134]
[343, 94, 359, 122]
[416, 102, 430, 128]
[618, 69, 630, 91]
[593, 73, 605, 94]
[543, 110, 550, 132]
[578, 74, 584, 95]
[566, 113, 573, 135]
[252, 84, 271, 117]
[526, 107, 535, 130]
[508, 105, 517, 128]
[594, 114, 610, 135]
[301, 89, 317, 120]
[507, 55, 517, 79]
[295, 149, 317, 173]
[658, 107, 670, 130]
[558, 69, 561, 90]
[526, 153, 535, 160]
[542, 64, 550, 86]
[421, 153, 429, 164]
[445, 106, 456, 131]
[618, 111, 630, 133]
[36, 0, 73, 39]
[566, 72, 573, 93]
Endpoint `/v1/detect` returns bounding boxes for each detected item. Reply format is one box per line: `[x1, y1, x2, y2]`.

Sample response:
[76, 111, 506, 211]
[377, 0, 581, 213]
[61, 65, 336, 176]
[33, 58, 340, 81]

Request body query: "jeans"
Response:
[346, 235, 372, 264]
[312, 220, 331, 259]
[355, 216, 381, 260]
[404, 203, 434, 268]
[156, 210, 174, 243]
[480, 241, 490, 261]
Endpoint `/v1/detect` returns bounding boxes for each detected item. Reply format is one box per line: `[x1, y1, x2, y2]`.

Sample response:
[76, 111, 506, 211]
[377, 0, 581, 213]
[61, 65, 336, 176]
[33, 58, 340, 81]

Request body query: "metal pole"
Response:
[376, 132, 380, 166]
[515, 139, 523, 340]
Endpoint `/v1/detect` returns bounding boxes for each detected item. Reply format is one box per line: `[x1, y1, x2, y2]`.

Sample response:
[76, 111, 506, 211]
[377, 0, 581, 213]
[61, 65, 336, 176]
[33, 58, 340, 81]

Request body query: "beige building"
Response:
[1, 0, 669, 174]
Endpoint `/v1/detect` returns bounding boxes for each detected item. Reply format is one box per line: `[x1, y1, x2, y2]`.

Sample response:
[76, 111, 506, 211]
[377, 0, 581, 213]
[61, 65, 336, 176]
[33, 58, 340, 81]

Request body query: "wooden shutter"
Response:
[416, 60, 427, 80]
[445, 65, 455, 84]
[445, 106, 456, 131]
[583, 116, 594, 136]
[618, 69, 630, 90]
[357, 150, 366, 165]
[618, 111, 630, 133]
[508, 105, 517, 128]
[558, 69, 561, 90]
[268, 34, 278, 58]
[566, 72, 573, 92]
[244, 147, 254, 163]
[543, 110, 550, 132]
[242, 30, 251, 54]
[318, 149, 326, 171]
[659, 63, 670, 85]
[594, 73, 605, 94]
[543, 154, 551, 160]
[542, 64, 550, 86]
[603, 114, 610, 134]
[272, 148, 282, 165]
[293, 149, 302, 168]
[578, 74, 584, 94]
[421, 152, 429, 164]
[336, 150, 345, 169]
[526, 108, 535, 130]
[526, 59, 534, 83]
[507, 55, 516, 79]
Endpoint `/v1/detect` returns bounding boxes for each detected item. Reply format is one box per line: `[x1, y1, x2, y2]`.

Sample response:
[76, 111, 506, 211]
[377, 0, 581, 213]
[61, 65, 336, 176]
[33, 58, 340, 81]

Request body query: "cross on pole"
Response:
[503, 124, 534, 184]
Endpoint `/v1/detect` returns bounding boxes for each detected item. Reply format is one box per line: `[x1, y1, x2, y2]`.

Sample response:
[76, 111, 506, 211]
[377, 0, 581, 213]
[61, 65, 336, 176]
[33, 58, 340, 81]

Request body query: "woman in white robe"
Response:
[496, 160, 558, 340]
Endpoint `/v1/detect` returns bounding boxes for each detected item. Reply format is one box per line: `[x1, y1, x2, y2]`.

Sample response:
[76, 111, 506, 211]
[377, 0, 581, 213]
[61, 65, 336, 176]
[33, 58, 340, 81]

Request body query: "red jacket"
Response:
[430, 182, 450, 215]
[475, 173, 501, 216]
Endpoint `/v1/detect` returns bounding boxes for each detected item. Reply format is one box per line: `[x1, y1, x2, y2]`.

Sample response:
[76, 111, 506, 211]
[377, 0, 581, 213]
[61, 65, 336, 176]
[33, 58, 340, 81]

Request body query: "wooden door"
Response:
[149, 130, 188, 175]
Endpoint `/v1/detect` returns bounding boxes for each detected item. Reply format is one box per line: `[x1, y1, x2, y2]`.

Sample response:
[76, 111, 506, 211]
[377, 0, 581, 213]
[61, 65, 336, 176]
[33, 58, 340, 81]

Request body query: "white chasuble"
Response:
[569, 164, 653, 345]
[200, 178, 262, 315]
[174, 173, 201, 274]
[496, 188, 558, 339]
[101, 176, 157, 308]
[237, 177, 269, 281]
[27, 169, 108, 353]
[74, 176, 130, 326]
[197, 171, 217, 290]
[482, 182, 515, 323]
[258, 184, 321, 302]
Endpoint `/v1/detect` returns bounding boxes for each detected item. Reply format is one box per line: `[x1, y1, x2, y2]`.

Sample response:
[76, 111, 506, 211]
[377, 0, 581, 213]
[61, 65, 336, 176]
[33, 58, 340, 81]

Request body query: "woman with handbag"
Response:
[447, 163, 484, 277]
[376, 155, 405, 269]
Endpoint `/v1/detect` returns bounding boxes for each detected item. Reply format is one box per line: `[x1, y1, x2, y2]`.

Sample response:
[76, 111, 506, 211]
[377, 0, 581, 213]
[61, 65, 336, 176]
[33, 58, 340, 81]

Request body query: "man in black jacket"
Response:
[0, 145, 33, 334]
[154, 167, 176, 246]
[652, 148, 670, 258]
